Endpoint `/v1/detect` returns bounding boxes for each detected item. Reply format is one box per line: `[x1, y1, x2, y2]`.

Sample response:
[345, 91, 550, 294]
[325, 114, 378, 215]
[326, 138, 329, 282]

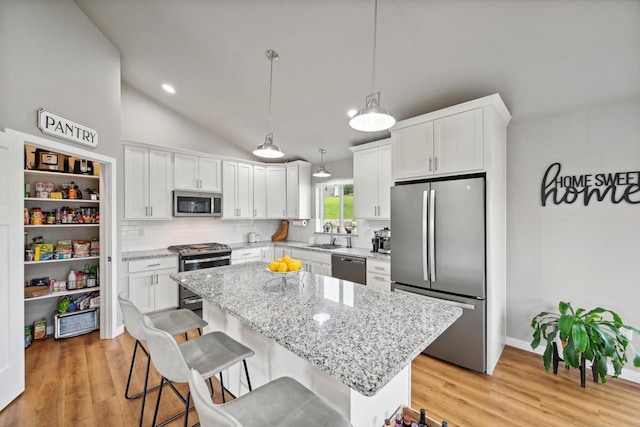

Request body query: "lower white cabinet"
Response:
[127, 257, 178, 313]
[273, 247, 291, 260]
[260, 246, 274, 263]
[231, 248, 262, 264]
[291, 249, 332, 276]
[366, 259, 391, 291]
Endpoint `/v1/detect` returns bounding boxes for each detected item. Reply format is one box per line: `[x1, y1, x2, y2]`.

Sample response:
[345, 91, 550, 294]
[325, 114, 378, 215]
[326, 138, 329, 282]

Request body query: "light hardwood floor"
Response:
[2, 331, 640, 426]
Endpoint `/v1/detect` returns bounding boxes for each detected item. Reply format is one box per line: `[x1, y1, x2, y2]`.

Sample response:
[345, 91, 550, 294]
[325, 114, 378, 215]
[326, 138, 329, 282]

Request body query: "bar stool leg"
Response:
[183, 392, 191, 427]
[125, 340, 142, 399]
[152, 376, 166, 427]
[219, 373, 226, 403]
[243, 359, 252, 392]
[137, 351, 152, 427]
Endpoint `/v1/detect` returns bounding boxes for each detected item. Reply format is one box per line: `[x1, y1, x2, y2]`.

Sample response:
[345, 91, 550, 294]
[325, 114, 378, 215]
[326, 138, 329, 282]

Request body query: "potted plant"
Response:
[531, 301, 640, 384]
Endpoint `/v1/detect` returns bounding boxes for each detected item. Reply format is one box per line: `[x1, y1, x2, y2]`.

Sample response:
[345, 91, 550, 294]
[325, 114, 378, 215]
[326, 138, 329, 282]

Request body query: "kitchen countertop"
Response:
[229, 240, 392, 262]
[124, 240, 391, 262]
[122, 248, 177, 261]
[171, 261, 461, 396]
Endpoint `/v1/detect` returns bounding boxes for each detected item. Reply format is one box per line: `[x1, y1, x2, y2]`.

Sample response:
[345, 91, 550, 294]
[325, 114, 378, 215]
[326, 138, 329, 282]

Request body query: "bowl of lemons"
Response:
[265, 255, 304, 289]
[267, 255, 303, 274]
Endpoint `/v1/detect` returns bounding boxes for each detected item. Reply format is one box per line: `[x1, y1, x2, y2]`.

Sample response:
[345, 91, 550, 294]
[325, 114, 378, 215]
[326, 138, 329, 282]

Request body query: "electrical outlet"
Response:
[620, 327, 633, 341]
[138, 227, 145, 237]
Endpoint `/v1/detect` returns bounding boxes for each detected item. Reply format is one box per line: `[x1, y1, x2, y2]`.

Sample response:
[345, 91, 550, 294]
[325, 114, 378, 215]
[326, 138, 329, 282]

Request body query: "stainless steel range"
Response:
[168, 242, 232, 312]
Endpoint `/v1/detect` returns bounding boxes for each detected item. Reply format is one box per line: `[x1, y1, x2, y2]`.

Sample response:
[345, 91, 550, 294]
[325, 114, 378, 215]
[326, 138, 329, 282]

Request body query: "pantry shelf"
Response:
[24, 287, 99, 302]
[24, 197, 99, 204]
[24, 256, 100, 265]
[24, 169, 99, 180]
[24, 224, 99, 228]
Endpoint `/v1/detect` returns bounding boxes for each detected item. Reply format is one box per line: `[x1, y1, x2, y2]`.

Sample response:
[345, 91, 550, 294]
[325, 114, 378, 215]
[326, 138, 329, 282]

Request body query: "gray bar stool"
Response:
[118, 292, 207, 426]
[189, 368, 352, 427]
[141, 314, 255, 427]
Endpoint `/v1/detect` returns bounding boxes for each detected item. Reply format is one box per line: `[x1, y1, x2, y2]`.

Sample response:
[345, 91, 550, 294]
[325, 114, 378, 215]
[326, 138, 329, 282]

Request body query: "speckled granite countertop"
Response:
[123, 241, 389, 262]
[122, 248, 177, 261]
[229, 240, 392, 262]
[171, 262, 461, 396]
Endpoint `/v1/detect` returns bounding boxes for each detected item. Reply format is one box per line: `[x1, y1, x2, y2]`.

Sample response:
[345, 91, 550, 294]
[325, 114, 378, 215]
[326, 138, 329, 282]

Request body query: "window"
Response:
[316, 180, 357, 234]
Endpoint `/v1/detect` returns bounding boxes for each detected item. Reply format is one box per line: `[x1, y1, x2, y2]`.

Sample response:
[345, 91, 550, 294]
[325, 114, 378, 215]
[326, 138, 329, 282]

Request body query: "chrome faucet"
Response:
[324, 221, 335, 244]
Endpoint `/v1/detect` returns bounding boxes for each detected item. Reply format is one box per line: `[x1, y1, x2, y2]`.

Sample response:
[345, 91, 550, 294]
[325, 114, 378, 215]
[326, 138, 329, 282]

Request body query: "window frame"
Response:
[315, 179, 356, 235]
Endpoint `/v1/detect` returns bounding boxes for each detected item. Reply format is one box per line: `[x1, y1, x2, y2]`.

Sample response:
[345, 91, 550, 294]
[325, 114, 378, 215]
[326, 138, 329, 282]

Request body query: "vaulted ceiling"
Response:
[74, 0, 640, 163]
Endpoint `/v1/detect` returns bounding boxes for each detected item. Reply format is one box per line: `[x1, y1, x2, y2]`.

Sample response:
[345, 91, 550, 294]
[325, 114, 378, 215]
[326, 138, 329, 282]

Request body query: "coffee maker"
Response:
[372, 228, 391, 254]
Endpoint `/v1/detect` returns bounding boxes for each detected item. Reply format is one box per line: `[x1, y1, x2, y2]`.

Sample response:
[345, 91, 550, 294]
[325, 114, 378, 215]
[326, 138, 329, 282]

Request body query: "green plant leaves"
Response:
[571, 321, 588, 353]
[558, 313, 574, 336]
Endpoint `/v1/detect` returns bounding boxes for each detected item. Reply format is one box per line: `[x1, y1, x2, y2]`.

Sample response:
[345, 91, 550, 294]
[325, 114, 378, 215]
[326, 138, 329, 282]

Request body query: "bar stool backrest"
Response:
[141, 315, 191, 384]
[189, 368, 243, 427]
[118, 292, 147, 341]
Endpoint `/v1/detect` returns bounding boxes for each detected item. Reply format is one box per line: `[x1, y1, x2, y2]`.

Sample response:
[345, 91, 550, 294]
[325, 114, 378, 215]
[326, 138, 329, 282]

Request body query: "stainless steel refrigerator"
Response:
[390, 174, 486, 372]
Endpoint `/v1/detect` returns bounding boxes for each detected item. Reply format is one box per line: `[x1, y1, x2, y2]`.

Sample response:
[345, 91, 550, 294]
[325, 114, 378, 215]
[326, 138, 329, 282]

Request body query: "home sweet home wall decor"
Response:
[541, 162, 640, 206]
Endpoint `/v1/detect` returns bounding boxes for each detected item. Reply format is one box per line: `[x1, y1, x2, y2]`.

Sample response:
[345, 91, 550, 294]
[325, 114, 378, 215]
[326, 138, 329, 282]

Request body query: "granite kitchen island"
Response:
[171, 262, 461, 426]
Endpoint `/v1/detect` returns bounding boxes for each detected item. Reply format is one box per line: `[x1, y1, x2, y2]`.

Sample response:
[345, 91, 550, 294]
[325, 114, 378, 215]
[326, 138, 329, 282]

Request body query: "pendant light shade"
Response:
[254, 50, 284, 159]
[349, 0, 395, 132]
[349, 91, 395, 132]
[313, 149, 331, 178]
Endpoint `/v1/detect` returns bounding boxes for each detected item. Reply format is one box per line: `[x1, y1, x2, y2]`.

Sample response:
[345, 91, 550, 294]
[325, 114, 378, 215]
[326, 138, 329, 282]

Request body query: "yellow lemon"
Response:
[289, 261, 301, 271]
[275, 258, 283, 263]
[268, 262, 279, 271]
[282, 255, 292, 262]
[277, 262, 288, 273]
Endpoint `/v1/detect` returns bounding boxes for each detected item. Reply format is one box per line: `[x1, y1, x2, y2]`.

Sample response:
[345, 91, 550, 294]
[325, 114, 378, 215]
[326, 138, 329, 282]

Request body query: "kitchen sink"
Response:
[309, 243, 342, 250]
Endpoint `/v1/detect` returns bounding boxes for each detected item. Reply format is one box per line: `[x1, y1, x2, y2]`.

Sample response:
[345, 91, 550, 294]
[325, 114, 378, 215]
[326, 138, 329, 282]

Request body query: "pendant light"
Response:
[254, 49, 285, 158]
[349, 0, 395, 132]
[313, 149, 331, 178]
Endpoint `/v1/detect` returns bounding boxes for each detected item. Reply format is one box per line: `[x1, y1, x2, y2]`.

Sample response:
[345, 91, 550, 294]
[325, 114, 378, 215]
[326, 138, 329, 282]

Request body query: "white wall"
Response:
[0, 0, 121, 161]
[506, 98, 640, 364]
[121, 83, 252, 159]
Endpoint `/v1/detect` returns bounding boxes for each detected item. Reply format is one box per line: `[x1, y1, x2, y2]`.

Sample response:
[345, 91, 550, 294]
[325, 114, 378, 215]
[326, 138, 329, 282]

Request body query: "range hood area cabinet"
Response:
[174, 153, 221, 192]
[222, 161, 253, 219]
[123, 145, 173, 220]
[350, 138, 392, 220]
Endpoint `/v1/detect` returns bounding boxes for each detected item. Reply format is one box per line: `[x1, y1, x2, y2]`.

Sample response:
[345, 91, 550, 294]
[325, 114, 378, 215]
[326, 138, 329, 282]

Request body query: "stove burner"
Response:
[168, 242, 231, 255]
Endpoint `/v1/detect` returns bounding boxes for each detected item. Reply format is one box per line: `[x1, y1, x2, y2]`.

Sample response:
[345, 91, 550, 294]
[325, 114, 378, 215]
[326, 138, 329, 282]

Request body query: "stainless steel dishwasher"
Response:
[331, 254, 366, 285]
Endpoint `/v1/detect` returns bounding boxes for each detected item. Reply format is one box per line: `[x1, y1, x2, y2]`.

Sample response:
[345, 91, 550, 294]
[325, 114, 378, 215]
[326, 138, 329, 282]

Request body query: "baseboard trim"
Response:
[506, 336, 640, 384]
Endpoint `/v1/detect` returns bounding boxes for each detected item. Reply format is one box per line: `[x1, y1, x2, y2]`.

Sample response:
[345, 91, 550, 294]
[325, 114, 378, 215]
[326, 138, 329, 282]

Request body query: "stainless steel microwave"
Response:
[173, 191, 222, 217]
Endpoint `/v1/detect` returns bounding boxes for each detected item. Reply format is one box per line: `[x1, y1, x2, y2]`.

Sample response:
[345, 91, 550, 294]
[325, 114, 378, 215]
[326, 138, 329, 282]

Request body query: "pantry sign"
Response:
[37, 109, 99, 147]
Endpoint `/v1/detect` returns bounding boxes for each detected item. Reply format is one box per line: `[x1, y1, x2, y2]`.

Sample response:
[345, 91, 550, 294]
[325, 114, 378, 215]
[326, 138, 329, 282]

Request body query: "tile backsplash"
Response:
[121, 217, 390, 251]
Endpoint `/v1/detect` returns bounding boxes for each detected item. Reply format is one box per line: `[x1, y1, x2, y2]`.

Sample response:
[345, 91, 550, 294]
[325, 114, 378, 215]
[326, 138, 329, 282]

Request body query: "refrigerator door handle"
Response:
[422, 190, 429, 281]
[395, 289, 476, 310]
[428, 189, 436, 282]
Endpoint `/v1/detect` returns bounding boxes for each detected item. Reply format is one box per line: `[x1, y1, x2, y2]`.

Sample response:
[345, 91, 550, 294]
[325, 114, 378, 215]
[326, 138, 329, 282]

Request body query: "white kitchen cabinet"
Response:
[222, 161, 253, 219]
[266, 166, 286, 218]
[290, 249, 331, 276]
[174, 153, 221, 192]
[350, 139, 392, 219]
[253, 165, 267, 218]
[286, 161, 311, 219]
[260, 246, 274, 263]
[273, 246, 291, 260]
[366, 259, 391, 292]
[231, 248, 261, 265]
[391, 108, 483, 180]
[124, 145, 173, 220]
[127, 257, 178, 313]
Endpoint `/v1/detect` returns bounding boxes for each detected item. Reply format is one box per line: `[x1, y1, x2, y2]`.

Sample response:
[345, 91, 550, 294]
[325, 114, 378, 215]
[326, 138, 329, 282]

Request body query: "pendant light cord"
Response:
[268, 53, 274, 135]
[371, 0, 378, 95]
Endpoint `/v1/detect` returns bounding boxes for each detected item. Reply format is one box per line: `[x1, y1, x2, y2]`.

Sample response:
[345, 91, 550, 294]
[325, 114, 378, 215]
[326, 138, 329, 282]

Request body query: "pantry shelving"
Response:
[24, 147, 103, 336]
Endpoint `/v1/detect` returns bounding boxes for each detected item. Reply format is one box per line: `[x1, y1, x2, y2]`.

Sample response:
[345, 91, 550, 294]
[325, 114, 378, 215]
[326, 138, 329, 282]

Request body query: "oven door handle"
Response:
[183, 256, 230, 264]
[183, 297, 203, 305]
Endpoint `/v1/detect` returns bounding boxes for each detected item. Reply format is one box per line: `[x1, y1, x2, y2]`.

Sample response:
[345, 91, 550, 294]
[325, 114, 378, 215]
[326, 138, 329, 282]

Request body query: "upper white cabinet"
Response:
[286, 161, 311, 219]
[350, 139, 392, 219]
[124, 145, 173, 220]
[392, 108, 484, 181]
[222, 161, 253, 219]
[253, 165, 267, 219]
[174, 153, 221, 192]
[266, 165, 286, 218]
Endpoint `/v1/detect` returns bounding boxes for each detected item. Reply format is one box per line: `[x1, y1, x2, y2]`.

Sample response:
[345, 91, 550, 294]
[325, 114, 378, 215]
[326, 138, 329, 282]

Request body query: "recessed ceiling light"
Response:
[162, 83, 176, 94]
[347, 109, 358, 118]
